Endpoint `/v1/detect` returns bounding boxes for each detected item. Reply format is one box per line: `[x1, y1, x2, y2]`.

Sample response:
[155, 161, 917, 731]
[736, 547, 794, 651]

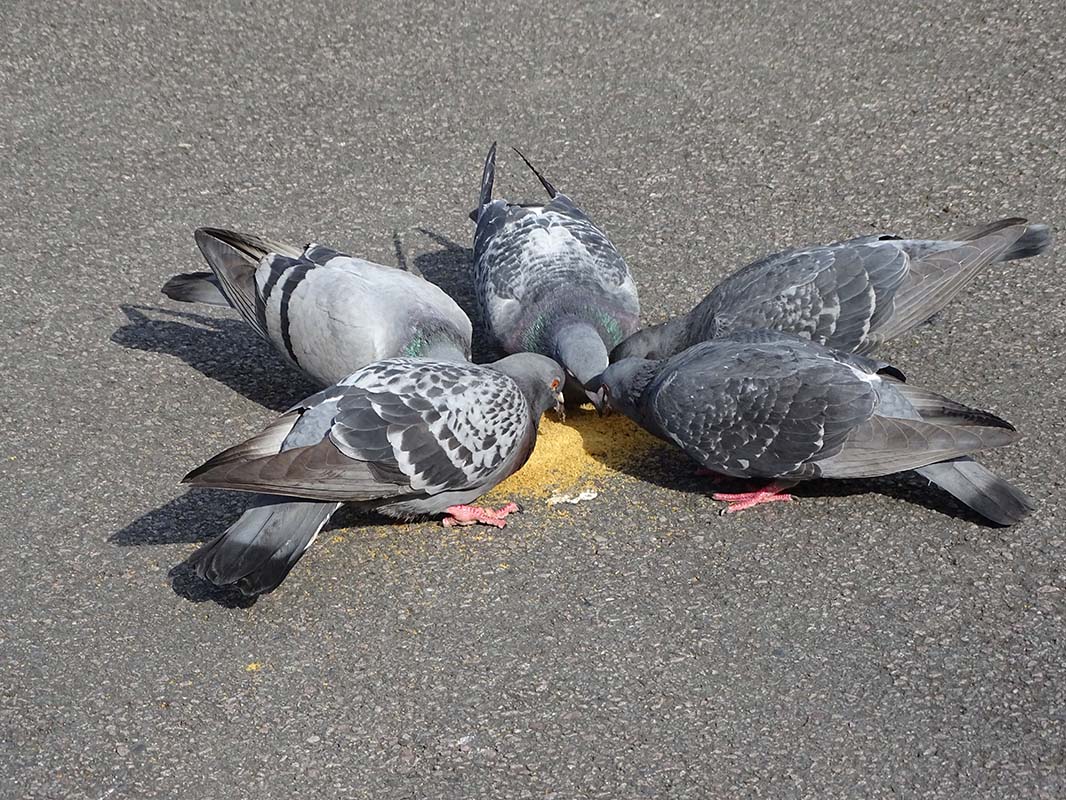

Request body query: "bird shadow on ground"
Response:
[110, 304, 317, 412]
[410, 228, 501, 363]
[112, 488, 395, 607]
[572, 417, 998, 527]
[111, 487, 250, 548]
[110, 487, 260, 607]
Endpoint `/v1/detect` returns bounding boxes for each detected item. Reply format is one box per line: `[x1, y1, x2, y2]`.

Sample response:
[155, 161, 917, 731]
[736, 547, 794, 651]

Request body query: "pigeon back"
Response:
[185, 358, 538, 511]
[254, 252, 473, 385]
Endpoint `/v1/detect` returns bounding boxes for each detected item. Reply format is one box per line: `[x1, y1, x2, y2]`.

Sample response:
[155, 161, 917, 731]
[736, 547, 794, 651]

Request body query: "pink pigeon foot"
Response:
[712, 482, 794, 514]
[442, 502, 521, 528]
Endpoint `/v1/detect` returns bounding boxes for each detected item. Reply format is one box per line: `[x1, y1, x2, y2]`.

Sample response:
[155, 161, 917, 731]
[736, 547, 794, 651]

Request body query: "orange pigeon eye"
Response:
[550, 378, 560, 390]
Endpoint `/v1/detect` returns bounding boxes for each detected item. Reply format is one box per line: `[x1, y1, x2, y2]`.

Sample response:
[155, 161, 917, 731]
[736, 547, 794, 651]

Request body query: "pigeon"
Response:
[162, 228, 473, 386]
[589, 330, 1033, 525]
[612, 218, 1051, 361]
[184, 353, 566, 596]
[471, 143, 640, 399]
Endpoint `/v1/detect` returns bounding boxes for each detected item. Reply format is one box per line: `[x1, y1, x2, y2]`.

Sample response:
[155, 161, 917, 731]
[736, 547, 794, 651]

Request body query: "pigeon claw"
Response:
[712, 483, 794, 514]
[442, 502, 522, 529]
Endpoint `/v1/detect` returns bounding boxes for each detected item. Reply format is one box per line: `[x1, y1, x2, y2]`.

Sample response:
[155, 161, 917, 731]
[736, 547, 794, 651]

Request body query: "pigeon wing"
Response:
[697, 241, 909, 353]
[184, 360, 530, 501]
[647, 341, 878, 478]
[814, 413, 1019, 479]
[860, 221, 1027, 351]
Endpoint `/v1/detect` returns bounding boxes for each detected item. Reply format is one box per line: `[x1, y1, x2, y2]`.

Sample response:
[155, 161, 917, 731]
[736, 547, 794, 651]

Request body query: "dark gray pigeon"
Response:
[612, 218, 1051, 361]
[472, 143, 640, 399]
[162, 228, 473, 386]
[590, 331, 1033, 525]
[185, 353, 565, 596]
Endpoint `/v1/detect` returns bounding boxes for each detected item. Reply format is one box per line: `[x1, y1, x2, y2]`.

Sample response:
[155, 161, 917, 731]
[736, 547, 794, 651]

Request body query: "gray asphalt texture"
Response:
[3, 0, 1065, 797]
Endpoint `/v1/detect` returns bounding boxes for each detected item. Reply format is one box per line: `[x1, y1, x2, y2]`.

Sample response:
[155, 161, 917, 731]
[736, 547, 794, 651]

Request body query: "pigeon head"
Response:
[549, 321, 614, 407]
[584, 357, 663, 419]
[610, 318, 686, 363]
[491, 353, 567, 420]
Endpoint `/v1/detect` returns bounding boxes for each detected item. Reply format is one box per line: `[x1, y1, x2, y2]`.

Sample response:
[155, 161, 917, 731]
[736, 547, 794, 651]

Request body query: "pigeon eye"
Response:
[550, 378, 560, 390]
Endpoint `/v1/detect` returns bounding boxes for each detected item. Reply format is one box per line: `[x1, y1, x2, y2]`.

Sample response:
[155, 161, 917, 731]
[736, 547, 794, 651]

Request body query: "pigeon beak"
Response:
[582, 387, 606, 416]
[583, 376, 610, 416]
[553, 391, 566, 420]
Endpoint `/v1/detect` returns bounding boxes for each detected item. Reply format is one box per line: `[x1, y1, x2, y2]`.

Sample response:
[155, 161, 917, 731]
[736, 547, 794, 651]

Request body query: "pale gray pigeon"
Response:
[162, 228, 473, 386]
[185, 353, 565, 595]
[472, 143, 640, 399]
[612, 218, 1051, 361]
[590, 330, 1032, 525]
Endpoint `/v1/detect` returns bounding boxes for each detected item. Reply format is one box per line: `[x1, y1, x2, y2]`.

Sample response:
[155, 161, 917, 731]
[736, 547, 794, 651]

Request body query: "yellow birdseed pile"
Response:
[483, 405, 665, 502]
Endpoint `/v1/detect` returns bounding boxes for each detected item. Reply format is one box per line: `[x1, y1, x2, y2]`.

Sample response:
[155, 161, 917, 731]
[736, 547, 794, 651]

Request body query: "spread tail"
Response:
[187, 496, 342, 595]
[915, 457, 1034, 526]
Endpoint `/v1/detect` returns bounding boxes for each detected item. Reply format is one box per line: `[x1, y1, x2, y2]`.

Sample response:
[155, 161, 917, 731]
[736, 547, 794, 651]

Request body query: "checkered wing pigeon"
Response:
[162, 228, 473, 386]
[472, 143, 640, 395]
[592, 331, 1032, 525]
[184, 353, 565, 595]
[612, 218, 1051, 361]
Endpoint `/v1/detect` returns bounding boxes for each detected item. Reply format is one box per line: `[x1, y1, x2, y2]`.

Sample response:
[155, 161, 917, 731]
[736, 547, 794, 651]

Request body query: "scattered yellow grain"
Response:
[483, 405, 663, 502]
[244, 662, 262, 672]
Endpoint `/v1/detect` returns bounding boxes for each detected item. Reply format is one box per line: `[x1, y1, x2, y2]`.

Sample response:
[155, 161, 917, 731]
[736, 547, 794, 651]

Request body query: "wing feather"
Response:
[648, 340, 878, 478]
[184, 359, 530, 501]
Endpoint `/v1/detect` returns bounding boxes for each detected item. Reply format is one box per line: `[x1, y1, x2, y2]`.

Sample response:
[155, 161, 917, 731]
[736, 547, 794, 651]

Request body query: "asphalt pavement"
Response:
[2, 0, 1065, 797]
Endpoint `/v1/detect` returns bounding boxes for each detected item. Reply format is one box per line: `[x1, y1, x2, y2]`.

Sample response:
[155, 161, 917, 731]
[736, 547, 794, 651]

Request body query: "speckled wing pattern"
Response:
[328, 359, 531, 494]
[473, 196, 639, 350]
[691, 237, 910, 354]
[645, 338, 878, 479]
[185, 359, 532, 500]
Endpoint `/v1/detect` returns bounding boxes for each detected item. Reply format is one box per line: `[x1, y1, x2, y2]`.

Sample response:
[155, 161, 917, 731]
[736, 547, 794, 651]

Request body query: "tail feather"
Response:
[196, 227, 303, 262]
[511, 146, 559, 199]
[471, 141, 497, 222]
[949, 218, 1052, 262]
[1000, 223, 1052, 262]
[949, 217, 1028, 241]
[192, 228, 271, 338]
[868, 221, 1027, 346]
[163, 228, 305, 316]
[187, 496, 342, 596]
[161, 271, 228, 306]
[915, 457, 1034, 526]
